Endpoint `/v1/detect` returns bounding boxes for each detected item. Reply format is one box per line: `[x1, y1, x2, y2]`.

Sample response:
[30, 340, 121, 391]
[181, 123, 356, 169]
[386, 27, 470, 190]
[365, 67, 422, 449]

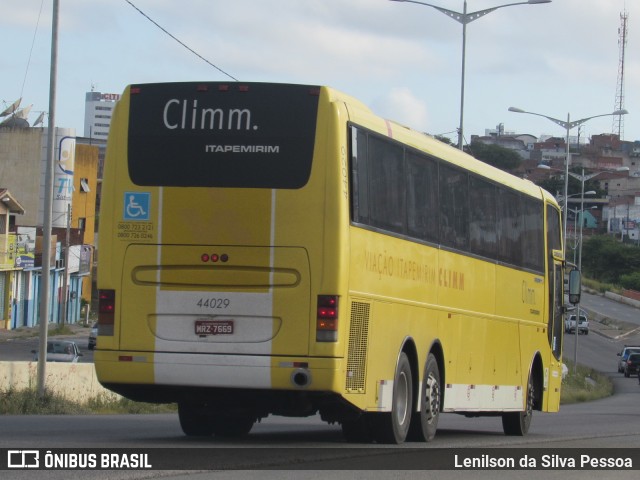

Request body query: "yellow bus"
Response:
[96, 82, 569, 444]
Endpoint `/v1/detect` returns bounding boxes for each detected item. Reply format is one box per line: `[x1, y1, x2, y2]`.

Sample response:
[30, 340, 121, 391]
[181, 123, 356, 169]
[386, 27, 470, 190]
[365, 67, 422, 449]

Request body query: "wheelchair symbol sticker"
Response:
[123, 192, 150, 220]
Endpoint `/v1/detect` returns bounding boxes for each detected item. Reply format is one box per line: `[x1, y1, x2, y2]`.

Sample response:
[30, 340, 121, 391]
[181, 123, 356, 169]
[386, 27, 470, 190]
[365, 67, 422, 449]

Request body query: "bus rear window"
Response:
[127, 83, 320, 189]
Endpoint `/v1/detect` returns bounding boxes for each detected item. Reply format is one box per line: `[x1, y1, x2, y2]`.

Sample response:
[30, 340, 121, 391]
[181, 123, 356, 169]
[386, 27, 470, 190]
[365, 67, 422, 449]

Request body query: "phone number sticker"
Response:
[117, 222, 155, 241]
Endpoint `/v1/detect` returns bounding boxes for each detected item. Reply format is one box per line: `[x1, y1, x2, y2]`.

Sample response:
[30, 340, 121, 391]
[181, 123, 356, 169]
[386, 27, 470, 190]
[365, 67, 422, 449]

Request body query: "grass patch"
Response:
[582, 277, 622, 295]
[0, 387, 177, 415]
[48, 324, 76, 336]
[85, 395, 177, 415]
[561, 360, 613, 404]
[0, 387, 90, 415]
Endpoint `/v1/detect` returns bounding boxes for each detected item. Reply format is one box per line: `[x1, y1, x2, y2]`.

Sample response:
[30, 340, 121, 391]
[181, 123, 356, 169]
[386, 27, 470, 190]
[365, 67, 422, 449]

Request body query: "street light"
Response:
[568, 167, 628, 373]
[390, 0, 551, 150]
[536, 162, 628, 372]
[569, 167, 629, 270]
[509, 107, 629, 252]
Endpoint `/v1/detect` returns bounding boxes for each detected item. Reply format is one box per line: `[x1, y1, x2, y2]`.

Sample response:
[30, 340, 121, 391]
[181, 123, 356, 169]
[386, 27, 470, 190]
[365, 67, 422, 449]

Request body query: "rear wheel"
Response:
[407, 353, 441, 442]
[178, 403, 214, 437]
[369, 352, 413, 444]
[210, 412, 256, 438]
[502, 375, 534, 436]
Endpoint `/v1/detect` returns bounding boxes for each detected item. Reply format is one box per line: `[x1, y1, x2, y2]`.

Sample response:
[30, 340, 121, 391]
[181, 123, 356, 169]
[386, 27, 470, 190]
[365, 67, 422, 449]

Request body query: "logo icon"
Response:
[8, 450, 39, 468]
[123, 192, 150, 221]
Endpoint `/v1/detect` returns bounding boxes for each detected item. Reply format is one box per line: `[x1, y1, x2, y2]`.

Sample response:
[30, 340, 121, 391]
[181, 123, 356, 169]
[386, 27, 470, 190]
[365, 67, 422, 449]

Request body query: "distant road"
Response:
[580, 291, 640, 328]
[0, 335, 94, 363]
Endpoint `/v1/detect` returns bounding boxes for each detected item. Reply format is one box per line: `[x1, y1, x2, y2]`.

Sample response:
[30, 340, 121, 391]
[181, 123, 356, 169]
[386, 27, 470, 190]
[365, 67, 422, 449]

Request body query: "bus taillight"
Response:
[316, 295, 338, 342]
[98, 289, 115, 332]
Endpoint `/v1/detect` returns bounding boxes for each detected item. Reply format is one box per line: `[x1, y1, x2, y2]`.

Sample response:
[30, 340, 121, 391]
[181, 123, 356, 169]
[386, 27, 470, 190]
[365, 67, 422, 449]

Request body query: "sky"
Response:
[1, 0, 639, 145]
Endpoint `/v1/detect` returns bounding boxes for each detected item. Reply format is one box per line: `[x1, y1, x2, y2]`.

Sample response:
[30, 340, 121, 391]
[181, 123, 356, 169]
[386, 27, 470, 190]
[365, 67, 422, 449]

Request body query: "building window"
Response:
[80, 178, 90, 193]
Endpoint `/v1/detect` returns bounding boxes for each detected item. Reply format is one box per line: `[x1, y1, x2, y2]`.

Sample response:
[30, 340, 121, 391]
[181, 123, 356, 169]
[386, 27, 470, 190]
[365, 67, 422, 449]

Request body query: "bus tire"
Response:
[210, 412, 256, 438]
[178, 403, 214, 437]
[408, 353, 440, 442]
[502, 375, 534, 436]
[369, 352, 413, 444]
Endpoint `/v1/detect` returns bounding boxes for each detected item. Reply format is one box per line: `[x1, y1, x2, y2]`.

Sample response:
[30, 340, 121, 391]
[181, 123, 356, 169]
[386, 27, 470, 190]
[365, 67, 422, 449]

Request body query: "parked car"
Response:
[564, 311, 589, 335]
[32, 340, 82, 363]
[88, 323, 98, 350]
[617, 346, 640, 373]
[623, 353, 640, 378]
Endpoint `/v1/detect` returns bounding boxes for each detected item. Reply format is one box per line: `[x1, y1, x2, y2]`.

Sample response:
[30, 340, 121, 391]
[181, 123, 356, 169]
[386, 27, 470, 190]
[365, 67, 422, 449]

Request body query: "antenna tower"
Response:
[612, 10, 628, 139]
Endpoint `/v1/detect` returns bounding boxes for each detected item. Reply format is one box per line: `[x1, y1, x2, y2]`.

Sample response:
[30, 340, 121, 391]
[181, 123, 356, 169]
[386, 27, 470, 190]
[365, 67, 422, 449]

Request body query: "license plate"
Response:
[195, 319, 234, 336]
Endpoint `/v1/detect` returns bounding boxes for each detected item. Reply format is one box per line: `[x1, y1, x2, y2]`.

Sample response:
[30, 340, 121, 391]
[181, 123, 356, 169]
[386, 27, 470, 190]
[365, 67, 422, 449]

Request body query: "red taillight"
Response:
[317, 295, 339, 342]
[201, 253, 229, 263]
[98, 289, 115, 333]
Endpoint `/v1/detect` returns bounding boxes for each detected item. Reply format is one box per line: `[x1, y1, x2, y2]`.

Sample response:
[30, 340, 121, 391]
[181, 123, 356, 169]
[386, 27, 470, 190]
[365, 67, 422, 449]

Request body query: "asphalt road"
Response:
[580, 291, 640, 330]
[1, 291, 639, 479]
[0, 334, 95, 363]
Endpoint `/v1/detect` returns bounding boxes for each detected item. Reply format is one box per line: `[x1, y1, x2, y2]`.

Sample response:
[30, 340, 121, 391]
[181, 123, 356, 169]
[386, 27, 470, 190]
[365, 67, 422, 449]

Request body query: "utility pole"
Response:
[37, 0, 59, 397]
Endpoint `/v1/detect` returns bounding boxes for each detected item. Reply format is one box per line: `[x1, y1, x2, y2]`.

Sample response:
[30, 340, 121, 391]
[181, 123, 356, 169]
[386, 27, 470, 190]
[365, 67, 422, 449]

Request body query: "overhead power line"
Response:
[124, 0, 238, 81]
[21, 0, 46, 101]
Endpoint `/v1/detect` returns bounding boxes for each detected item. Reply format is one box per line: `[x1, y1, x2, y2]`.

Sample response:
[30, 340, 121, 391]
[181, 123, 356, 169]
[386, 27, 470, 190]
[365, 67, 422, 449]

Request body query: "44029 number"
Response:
[196, 297, 230, 309]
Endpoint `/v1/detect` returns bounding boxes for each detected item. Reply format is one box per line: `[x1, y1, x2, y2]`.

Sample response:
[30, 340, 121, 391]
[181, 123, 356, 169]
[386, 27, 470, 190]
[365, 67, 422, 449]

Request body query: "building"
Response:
[604, 195, 640, 242]
[83, 90, 119, 140]
[0, 189, 25, 329]
[0, 124, 99, 329]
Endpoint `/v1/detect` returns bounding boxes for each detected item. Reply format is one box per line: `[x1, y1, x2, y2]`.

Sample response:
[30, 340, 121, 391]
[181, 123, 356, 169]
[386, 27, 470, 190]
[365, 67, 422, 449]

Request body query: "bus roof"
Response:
[323, 85, 554, 205]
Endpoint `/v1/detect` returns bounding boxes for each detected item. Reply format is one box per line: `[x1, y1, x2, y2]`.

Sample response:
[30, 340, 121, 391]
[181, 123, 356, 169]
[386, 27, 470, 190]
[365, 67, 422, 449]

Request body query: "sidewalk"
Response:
[582, 311, 640, 341]
[0, 323, 91, 342]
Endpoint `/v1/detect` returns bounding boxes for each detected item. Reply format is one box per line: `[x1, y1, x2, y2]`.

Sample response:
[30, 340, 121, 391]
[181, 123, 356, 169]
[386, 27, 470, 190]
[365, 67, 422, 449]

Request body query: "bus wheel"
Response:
[341, 416, 373, 443]
[408, 353, 441, 442]
[178, 402, 214, 436]
[370, 352, 413, 444]
[211, 412, 256, 438]
[502, 377, 534, 436]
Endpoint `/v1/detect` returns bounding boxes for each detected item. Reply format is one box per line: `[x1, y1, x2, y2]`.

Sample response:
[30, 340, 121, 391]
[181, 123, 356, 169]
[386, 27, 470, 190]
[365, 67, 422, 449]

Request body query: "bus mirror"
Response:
[552, 249, 564, 262]
[568, 269, 581, 305]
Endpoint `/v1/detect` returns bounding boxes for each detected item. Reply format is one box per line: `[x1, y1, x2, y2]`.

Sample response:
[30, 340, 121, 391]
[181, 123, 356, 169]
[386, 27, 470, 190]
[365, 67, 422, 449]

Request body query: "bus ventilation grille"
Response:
[346, 301, 370, 393]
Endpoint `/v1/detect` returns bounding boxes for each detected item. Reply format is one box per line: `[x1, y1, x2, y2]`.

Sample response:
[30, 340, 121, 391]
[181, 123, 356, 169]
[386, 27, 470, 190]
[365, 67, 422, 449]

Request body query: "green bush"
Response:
[582, 235, 640, 285]
[619, 271, 640, 291]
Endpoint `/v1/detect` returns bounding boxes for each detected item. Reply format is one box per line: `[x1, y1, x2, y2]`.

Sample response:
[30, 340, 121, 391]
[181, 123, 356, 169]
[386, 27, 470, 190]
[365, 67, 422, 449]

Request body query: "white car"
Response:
[564, 312, 589, 335]
[32, 340, 83, 363]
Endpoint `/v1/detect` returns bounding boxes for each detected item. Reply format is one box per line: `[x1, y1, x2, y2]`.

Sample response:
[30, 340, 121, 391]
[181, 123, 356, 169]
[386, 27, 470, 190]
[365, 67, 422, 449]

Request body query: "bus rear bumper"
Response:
[94, 350, 344, 392]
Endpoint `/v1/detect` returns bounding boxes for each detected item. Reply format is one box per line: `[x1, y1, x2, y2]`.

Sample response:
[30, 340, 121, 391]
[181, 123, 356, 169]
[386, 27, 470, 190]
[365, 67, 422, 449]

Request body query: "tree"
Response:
[582, 235, 640, 285]
[620, 272, 640, 291]
[465, 141, 522, 173]
[434, 135, 453, 146]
